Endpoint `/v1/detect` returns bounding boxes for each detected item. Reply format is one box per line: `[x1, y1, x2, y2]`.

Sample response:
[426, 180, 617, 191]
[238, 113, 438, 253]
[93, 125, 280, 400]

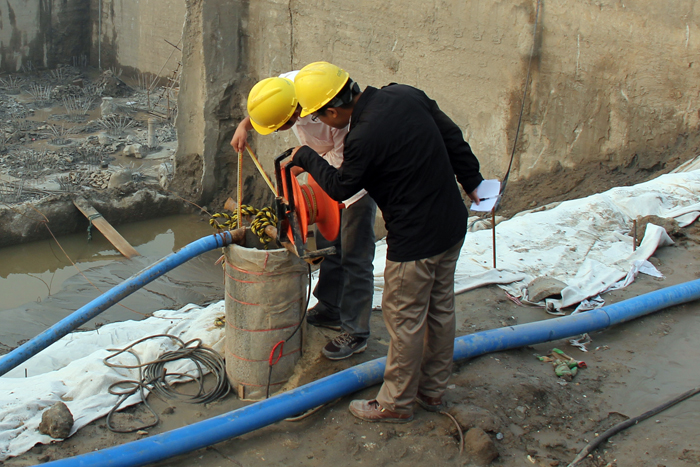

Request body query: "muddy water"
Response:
[0, 214, 225, 351]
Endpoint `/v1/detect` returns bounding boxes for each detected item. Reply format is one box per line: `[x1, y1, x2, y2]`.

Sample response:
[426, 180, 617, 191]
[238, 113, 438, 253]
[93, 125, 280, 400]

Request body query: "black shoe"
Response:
[306, 306, 341, 331]
[322, 332, 368, 360]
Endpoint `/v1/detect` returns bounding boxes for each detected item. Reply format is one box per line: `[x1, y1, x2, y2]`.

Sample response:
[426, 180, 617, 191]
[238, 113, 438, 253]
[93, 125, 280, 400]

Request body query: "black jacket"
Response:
[294, 84, 483, 262]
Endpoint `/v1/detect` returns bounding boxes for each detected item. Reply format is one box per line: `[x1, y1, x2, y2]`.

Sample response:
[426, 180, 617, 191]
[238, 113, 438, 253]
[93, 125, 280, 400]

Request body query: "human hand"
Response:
[231, 124, 249, 153]
[467, 190, 480, 205]
[287, 146, 305, 176]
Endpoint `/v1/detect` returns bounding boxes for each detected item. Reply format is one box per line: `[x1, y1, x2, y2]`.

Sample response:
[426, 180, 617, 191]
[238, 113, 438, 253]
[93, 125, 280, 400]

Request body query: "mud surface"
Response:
[0, 213, 221, 352]
[5, 224, 700, 467]
[496, 144, 695, 218]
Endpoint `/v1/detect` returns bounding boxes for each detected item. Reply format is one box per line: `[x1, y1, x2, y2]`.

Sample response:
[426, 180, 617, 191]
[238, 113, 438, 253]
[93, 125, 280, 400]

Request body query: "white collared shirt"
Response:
[279, 71, 367, 206]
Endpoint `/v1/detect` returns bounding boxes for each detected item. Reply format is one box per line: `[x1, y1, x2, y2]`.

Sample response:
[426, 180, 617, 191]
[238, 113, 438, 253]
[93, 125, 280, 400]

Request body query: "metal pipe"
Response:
[0, 231, 242, 376]
[40, 278, 700, 467]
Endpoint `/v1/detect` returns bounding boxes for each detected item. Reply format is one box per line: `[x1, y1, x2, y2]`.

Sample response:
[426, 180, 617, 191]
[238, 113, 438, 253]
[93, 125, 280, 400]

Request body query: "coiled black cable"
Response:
[103, 334, 230, 433]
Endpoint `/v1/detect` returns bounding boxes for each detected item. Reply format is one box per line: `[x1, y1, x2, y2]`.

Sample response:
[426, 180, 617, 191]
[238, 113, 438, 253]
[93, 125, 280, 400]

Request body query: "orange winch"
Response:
[274, 148, 341, 261]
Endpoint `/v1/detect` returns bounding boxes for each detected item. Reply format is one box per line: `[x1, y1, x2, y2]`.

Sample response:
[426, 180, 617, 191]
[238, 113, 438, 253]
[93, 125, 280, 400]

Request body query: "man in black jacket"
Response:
[292, 62, 483, 422]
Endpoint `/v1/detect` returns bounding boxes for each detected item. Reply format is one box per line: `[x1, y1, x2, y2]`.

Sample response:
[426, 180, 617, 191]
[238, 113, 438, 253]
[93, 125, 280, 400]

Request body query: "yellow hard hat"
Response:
[247, 77, 298, 135]
[294, 62, 350, 117]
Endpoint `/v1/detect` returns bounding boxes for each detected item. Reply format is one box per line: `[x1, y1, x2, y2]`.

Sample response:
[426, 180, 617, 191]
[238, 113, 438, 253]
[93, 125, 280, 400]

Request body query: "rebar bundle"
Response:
[72, 54, 88, 68]
[22, 150, 47, 171]
[0, 179, 24, 203]
[63, 95, 95, 116]
[27, 83, 53, 105]
[11, 118, 33, 132]
[55, 173, 79, 192]
[50, 68, 67, 82]
[0, 130, 10, 152]
[109, 67, 123, 78]
[136, 73, 153, 92]
[21, 61, 36, 74]
[77, 146, 104, 169]
[45, 124, 73, 145]
[0, 76, 23, 94]
[83, 83, 105, 99]
[97, 115, 135, 136]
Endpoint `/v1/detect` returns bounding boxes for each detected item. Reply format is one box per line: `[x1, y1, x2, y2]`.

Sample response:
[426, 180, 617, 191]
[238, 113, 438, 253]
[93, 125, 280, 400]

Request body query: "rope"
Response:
[103, 334, 230, 433]
[440, 410, 464, 454]
[86, 213, 102, 241]
[250, 207, 278, 246]
[210, 204, 277, 247]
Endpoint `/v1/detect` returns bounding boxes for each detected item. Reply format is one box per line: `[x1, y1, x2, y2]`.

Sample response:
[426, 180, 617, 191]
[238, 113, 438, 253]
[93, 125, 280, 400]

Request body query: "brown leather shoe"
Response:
[416, 392, 444, 412]
[349, 399, 413, 423]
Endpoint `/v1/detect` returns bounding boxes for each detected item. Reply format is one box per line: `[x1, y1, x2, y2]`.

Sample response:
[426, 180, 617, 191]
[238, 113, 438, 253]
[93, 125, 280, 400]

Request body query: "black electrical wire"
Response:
[103, 334, 230, 433]
[266, 263, 313, 399]
[567, 386, 700, 467]
[495, 0, 541, 212]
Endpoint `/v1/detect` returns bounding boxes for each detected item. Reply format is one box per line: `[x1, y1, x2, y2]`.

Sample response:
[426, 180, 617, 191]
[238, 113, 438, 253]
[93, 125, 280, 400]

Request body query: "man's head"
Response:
[295, 62, 361, 129]
[247, 77, 300, 135]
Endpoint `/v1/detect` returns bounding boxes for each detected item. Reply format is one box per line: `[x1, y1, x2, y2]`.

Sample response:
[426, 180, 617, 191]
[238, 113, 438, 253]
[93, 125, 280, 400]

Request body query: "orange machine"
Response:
[274, 149, 341, 262]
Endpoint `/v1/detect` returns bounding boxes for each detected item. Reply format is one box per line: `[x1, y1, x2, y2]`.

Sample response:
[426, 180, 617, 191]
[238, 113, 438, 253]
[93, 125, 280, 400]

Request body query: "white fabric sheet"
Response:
[0, 303, 225, 461]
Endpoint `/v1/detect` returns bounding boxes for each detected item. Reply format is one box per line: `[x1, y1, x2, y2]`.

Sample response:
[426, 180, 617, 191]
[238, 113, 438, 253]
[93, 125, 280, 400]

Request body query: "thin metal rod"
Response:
[237, 151, 243, 227]
[633, 219, 637, 251]
[492, 210, 497, 269]
[164, 38, 182, 51]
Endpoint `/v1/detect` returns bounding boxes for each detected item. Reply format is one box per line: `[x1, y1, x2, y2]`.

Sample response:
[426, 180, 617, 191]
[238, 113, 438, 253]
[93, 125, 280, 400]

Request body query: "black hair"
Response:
[316, 78, 361, 116]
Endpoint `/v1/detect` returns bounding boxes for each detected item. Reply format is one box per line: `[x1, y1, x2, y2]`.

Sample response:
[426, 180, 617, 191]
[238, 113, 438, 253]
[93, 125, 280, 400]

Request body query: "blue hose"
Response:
[0, 231, 235, 377]
[42, 278, 700, 467]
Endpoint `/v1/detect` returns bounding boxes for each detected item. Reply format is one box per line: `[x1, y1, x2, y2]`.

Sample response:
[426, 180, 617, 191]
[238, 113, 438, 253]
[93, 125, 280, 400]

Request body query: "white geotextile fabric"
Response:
[368, 169, 700, 309]
[0, 302, 226, 461]
[1, 169, 698, 461]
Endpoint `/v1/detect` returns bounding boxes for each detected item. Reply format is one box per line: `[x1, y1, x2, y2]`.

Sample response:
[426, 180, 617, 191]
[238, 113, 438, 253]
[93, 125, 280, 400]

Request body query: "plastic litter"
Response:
[538, 348, 587, 381]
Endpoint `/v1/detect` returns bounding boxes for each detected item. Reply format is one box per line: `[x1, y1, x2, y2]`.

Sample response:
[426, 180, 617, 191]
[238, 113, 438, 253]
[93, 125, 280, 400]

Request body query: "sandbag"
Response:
[224, 244, 308, 400]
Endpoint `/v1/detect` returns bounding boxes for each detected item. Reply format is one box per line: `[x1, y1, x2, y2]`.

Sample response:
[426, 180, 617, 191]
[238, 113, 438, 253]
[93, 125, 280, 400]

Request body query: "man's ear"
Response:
[325, 107, 339, 119]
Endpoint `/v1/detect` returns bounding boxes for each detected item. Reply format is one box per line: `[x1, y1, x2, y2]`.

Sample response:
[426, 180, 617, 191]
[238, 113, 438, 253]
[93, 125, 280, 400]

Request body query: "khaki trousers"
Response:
[376, 238, 464, 415]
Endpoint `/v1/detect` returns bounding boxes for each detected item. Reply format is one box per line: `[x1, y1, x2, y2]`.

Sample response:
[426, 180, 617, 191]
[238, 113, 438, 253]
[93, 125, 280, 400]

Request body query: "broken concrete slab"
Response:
[527, 276, 568, 303]
[123, 144, 146, 159]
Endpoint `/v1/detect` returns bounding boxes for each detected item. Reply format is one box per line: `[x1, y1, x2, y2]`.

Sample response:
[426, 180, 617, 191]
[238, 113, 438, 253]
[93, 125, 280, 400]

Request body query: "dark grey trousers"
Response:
[314, 194, 377, 339]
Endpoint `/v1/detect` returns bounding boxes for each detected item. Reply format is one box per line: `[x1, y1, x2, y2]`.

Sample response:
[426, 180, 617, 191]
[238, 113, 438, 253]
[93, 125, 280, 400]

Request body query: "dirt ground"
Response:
[4, 220, 699, 467]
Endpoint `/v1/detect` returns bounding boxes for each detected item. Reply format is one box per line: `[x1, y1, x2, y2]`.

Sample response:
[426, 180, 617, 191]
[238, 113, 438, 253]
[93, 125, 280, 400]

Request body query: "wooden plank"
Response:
[73, 197, 140, 259]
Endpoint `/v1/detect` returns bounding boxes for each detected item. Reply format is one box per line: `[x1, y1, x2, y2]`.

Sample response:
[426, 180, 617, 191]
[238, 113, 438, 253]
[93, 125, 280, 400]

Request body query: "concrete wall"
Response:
[172, 0, 272, 208]
[175, 0, 699, 205]
[89, 0, 185, 78]
[0, 0, 89, 73]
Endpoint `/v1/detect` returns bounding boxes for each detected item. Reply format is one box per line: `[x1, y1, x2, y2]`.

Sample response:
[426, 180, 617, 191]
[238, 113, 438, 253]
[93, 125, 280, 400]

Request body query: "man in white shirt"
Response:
[231, 73, 376, 360]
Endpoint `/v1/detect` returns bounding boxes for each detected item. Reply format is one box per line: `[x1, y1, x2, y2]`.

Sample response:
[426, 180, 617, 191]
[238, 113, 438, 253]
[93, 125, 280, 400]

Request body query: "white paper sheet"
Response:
[470, 179, 501, 212]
